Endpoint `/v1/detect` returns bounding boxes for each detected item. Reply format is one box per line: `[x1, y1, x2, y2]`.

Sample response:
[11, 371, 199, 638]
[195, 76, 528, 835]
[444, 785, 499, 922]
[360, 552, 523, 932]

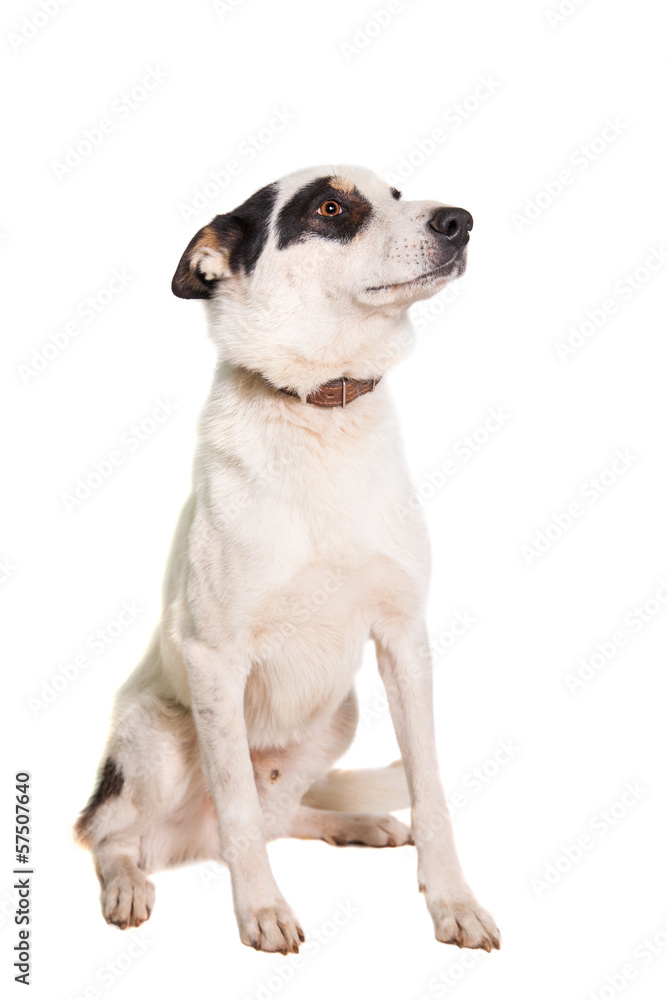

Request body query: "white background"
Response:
[2, 0, 667, 998]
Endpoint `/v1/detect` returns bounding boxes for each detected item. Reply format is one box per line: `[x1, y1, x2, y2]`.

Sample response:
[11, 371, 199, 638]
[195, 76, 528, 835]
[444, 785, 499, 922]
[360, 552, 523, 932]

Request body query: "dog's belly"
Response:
[242, 557, 414, 750]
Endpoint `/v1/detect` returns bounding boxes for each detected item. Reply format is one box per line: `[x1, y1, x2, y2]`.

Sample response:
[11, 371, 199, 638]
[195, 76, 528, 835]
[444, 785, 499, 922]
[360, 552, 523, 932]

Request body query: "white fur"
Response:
[302, 759, 410, 813]
[74, 165, 499, 955]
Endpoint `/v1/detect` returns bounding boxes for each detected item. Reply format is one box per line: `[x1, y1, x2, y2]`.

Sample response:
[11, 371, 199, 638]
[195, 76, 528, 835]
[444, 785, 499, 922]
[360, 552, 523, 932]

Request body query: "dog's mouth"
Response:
[364, 255, 465, 294]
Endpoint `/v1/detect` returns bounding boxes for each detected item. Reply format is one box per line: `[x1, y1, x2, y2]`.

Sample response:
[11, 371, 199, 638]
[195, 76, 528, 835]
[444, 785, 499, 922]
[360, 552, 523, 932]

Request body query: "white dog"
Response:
[74, 165, 500, 955]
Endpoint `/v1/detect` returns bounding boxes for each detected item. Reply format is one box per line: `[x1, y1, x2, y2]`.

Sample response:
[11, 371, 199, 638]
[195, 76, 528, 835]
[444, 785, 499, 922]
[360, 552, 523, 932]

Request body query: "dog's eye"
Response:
[317, 200, 342, 217]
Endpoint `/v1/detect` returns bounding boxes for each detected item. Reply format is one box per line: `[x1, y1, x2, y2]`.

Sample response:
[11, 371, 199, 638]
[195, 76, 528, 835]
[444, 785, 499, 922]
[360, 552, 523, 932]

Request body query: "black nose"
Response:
[429, 207, 473, 246]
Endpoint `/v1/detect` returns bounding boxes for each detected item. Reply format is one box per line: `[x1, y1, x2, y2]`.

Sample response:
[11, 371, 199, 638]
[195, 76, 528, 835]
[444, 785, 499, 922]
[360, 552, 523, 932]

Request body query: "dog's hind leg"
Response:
[73, 666, 203, 928]
[75, 745, 158, 929]
[93, 839, 155, 930]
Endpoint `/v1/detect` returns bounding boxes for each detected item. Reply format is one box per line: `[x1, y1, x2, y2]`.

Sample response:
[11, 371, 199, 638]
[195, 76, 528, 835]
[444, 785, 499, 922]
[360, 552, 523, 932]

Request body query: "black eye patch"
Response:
[276, 176, 373, 250]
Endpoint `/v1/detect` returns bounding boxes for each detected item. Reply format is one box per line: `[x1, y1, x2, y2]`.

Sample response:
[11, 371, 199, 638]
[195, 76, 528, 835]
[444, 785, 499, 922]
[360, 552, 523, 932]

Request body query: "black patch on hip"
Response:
[77, 757, 125, 828]
[276, 176, 373, 250]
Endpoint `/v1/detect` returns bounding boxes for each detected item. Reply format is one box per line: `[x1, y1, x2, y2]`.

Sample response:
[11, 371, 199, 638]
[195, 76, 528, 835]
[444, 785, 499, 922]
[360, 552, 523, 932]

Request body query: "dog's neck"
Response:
[231, 366, 384, 409]
[270, 374, 382, 409]
[209, 305, 413, 404]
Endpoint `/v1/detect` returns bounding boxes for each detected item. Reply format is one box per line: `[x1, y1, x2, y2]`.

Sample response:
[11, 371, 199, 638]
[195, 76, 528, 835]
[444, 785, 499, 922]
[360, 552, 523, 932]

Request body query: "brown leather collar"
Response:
[278, 375, 382, 408]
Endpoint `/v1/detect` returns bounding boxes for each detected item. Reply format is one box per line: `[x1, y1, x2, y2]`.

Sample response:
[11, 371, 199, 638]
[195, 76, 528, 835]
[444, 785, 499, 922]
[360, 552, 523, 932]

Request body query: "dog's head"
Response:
[173, 165, 472, 390]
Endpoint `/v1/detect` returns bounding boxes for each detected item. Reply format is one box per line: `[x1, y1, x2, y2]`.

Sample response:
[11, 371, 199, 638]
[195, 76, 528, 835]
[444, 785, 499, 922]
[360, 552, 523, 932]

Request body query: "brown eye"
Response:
[317, 200, 342, 216]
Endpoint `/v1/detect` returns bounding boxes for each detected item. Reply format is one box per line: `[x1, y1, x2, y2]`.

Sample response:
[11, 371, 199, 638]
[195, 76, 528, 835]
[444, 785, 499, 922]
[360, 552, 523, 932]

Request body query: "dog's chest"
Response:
[235, 493, 427, 748]
[193, 396, 430, 746]
[242, 551, 417, 748]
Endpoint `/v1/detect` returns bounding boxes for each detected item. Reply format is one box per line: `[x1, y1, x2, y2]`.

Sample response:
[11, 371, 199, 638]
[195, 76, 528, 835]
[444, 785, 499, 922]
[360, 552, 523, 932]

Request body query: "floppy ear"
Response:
[172, 183, 279, 299]
[171, 216, 241, 299]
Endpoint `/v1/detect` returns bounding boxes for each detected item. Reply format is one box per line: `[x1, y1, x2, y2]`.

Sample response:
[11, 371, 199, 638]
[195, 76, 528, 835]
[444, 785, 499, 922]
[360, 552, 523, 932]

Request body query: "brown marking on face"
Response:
[345, 192, 373, 233]
[270, 769, 280, 782]
[329, 177, 355, 194]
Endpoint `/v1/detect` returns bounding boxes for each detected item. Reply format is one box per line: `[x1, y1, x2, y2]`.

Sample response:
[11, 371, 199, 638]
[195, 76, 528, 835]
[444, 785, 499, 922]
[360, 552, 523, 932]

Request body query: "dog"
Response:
[74, 164, 500, 955]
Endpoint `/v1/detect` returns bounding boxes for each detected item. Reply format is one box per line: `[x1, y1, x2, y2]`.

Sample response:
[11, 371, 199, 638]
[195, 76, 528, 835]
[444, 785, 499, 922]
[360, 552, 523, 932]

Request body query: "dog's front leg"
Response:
[374, 626, 500, 951]
[184, 637, 304, 954]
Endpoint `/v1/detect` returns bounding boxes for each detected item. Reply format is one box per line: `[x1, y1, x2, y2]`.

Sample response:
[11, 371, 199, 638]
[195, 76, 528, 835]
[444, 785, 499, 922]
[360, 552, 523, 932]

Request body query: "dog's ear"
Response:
[172, 183, 279, 300]
[171, 216, 242, 300]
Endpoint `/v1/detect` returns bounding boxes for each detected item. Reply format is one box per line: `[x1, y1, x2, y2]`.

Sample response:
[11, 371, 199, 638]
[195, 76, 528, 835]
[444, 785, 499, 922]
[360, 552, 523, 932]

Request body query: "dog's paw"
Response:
[101, 867, 155, 929]
[322, 813, 413, 848]
[238, 903, 305, 955]
[428, 897, 500, 952]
